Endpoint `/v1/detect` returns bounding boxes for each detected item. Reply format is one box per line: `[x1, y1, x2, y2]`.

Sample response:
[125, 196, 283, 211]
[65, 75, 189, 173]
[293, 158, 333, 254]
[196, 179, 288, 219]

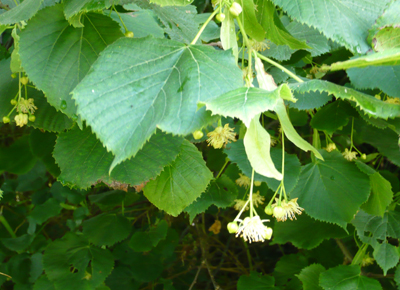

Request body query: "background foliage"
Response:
[0, 0, 400, 289]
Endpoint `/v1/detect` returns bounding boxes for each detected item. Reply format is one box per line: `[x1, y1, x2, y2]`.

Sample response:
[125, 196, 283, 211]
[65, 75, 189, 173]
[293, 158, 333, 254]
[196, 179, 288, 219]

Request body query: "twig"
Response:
[205, 41, 223, 49]
[335, 239, 353, 264]
[189, 260, 205, 290]
[0, 1, 10, 10]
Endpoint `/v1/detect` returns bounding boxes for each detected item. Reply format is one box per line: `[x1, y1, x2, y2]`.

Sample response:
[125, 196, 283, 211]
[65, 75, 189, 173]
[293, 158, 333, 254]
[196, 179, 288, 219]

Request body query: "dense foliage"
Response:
[0, 0, 400, 289]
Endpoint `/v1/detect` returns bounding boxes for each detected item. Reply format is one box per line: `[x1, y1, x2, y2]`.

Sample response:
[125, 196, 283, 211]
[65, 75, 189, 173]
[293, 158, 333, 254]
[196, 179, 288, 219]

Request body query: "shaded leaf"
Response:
[237, 271, 277, 290]
[297, 264, 325, 290]
[129, 220, 168, 252]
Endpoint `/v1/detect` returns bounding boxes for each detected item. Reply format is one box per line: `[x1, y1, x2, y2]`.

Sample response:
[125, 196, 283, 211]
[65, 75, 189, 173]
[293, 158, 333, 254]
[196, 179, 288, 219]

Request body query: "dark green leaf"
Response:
[144, 140, 213, 216]
[292, 151, 370, 228]
[73, 37, 242, 169]
[19, 5, 123, 117]
[29, 198, 62, 225]
[297, 264, 325, 290]
[33, 275, 55, 290]
[237, 271, 277, 290]
[1, 234, 34, 252]
[29, 130, 60, 177]
[319, 265, 383, 290]
[274, 254, 308, 286]
[129, 220, 168, 252]
[82, 214, 131, 246]
[373, 242, 399, 275]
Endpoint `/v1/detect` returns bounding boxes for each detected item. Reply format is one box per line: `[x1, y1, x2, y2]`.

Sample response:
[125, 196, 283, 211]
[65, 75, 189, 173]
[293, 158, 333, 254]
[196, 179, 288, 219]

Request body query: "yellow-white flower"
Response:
[251, 191, 265, 208]
[235, 216, 272, 243]
[342, 148, 358, 161]
[325, 143, 337, 152]
[207, 124, 236, 149]
[271, 198, 304, 221]
[236, 173, 251, 188]
[18, 98, 37, 114]
[385, 97, 400, 104]
[233, 199, 249, 211]
[14, 113, 28, 127]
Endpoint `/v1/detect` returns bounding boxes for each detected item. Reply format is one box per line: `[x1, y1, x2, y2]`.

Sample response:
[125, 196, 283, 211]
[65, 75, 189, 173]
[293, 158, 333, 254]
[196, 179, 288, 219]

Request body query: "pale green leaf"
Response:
[368, 0, 400, 43]
[204, 85, 289, 127]
[10, 27, 22, 73]
[347, 65, 400, 98]
[82, 214, 131, 246]
[143, 140, 213, 217]
[237, 0, 265, 42]
[73, 37, 242, 169]
[220, 6, 238, 61]
[292, 151, 370, 228]
[0, 0, 43, 25]
[255, 56, 278, 91]
[150, 0, 192, 7]
[19, 5, 123, 118]
[373, 242, 399, 275]
[184, 175, 238, 222]
[53, 127, 182, 189]
[289, 80, 400, 119]
[110, 10, 164, 38]
[244, 115, 282, 180]
[288, 89, 332, 111]
[275, 99, 323, 160]
[319, 265, 383, 290]
[373, 27, 400, 52]
[273, 213, 346, 250]
[255, 0, 309, 49]
[325, 48, 400, 71]
[196, 13, 220, 42]
[297, 264, 325, 290]
[237, 272, 277, 290]
[63, 0, 130, 20]
[271, 0, 391, 54]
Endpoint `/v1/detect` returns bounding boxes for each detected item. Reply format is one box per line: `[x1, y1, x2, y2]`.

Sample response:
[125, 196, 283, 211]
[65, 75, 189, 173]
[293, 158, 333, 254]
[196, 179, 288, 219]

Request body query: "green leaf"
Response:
[19, 5, 123, 118]
[132, 0, 198, 43]
[10, 27, 22, 73]
[297, 264, 325, 290]
[273, 213, 346, 250]
[325, 48, 400, 71]
[243, 115, 282, 180]
[129, 220, 168, 252]
[0, 0, 43, 24]
[150, 0, 192, 7]
[33, 275, 55, 290]
[356, 162, 394, 217]
[0, 136, 37, 175]
[237, 0, 265, 42]
[29, 130, 60, 177]
[1, 234, 34, 252]
[347, 66, 400, 98]
[43, 233, 114, 289]
[271, 0, 391, 54]
[395, 265, 400, 290]
[274, 254, 308, 286]
[373, 242, 399, 275]
[220, 6, 238, 61]
[54, 126, 183, 189]
[237, 271, 277, 290]
[288, 89, 332, 111]
[292, 151, 370, 228]
[368, 0, 400, 44]
[73, 37, 242, 169]
[255, 0, 309, 49]
[275, 99, 323, 160]
[184, 174, 238, 222]
[204, 85, 289, 127]
[310, 101, 357, 135]
[109, 10, 164, 38]
[29, 198, 62, 225]
[143, 140, 213, 216]
[289, 80, 400, 119]
[319, 265, 383, 290]
[373, 27, 400, 52]
[196, 13, 220, 42]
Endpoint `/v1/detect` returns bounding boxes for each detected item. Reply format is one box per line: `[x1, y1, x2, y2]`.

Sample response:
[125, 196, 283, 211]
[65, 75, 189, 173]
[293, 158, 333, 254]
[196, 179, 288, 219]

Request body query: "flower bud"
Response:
[11, 73, 17, 79]
[361, 154, 366, 160]
[254, 181, 261, 187]
[215, 13, 225, 22]
[10, 99, 17, 105]
[20, 76, 29, 85]
[273, 206, 285, 220]
[125, 31, 134, 38]
[227, 222, 239, 234]
[192, 130, 204, 140]
[264, 205, 273, 215]
[263, 227, 273, 240]
[29, 115, 36, 122]
[229, 2, 242, 16]
[3, 116, 10, 124]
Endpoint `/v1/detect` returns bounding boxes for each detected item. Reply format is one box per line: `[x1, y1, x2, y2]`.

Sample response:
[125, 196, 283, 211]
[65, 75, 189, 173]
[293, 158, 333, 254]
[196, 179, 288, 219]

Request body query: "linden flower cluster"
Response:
[342, 148, 358, 161]
[233, 191, 264, 211]
[270, 198, 304, 222]
[207, 124, 236, 149]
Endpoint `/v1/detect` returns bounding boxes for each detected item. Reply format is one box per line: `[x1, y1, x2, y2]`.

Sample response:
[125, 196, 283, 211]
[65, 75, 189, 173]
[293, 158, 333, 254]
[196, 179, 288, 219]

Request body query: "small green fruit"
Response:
[11, 73, 17, 79]
[125, 31, 134, 38]
[20, 76, 29, 85]
[29, 115, 36, 122]
[10, 99, 17, 105]
[192, 130, 204, 140]
[265, 205, 273, 215]
[263, 227, 273, 240]
[216, 13, 225, 22]
[227, 222, 239, 234]
[3, 116, 10, 124]
[229, 2, 242, 17]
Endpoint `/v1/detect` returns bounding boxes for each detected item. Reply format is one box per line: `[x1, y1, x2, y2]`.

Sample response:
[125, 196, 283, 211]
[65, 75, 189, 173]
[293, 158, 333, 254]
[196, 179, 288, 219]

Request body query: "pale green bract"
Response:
[220, 7, 238, 61]
[73, 37, 242, 171]
[244, 114, 282, 180]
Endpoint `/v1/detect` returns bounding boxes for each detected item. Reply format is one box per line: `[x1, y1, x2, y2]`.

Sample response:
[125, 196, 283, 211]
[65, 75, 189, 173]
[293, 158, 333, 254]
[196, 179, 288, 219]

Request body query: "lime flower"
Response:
[254, 181, 262, 187]
[384, 97, 400, 104]
[270, 137, 277, 147]
[342, 148, 358, 161]
[325, 143, 337, 152]
[235, 216, 272, 243]
[236, 173, 251, 188]
[207, 124, 236, 149]
[14, 113, 28, 127]
[361, 252, 375, 267]
[18, 98, 37, 114]
[271, 198, 304, 222]
[233, 199, 249, 211]
[248, 39, 269, 51]
[251, 191, 265, 207]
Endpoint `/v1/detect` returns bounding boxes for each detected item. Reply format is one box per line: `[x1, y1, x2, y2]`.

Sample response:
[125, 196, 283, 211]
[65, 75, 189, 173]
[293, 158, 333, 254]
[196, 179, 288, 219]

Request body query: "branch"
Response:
[0, 1, 10, 10]
[335, 239, 353, 264]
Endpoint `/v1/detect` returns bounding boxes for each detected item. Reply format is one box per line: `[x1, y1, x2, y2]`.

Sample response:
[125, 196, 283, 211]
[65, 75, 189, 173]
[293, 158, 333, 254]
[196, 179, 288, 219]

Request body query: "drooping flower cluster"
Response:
[18, 98, 37, 114]
[270, 198, 304, 222]
[325, 143, 337, 152]
[235, 216, 272, 243]
[235, 173, 251, 188]
[207, 124, 236, 149]
[342, 148, 358, 161]
[233, 191, 264, 211]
